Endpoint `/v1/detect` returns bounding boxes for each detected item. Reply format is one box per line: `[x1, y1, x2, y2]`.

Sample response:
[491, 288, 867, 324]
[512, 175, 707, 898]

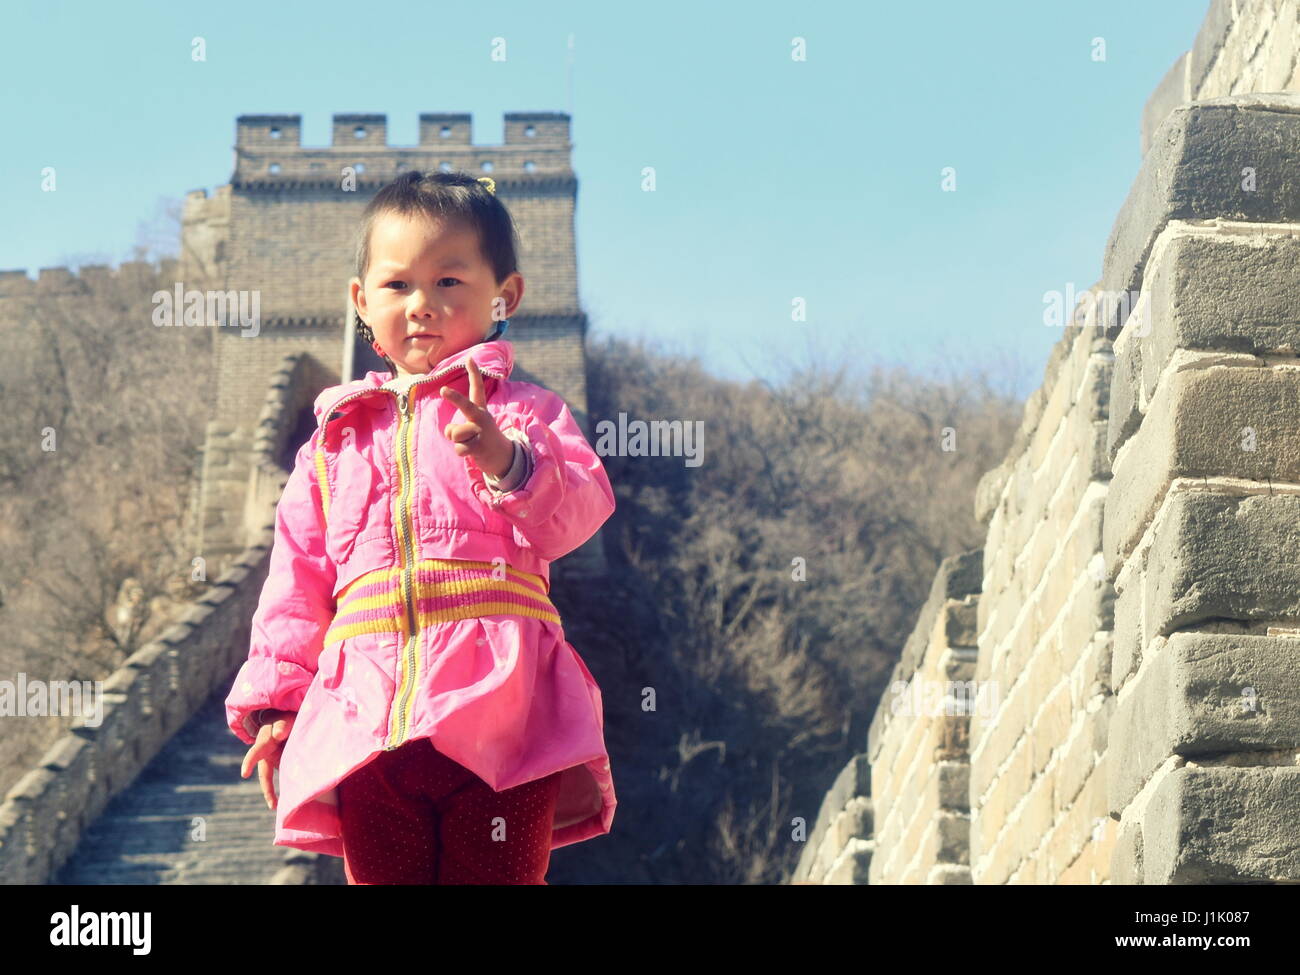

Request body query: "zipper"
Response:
[383, 386, 420, 750]
[316, 356, 504, 752]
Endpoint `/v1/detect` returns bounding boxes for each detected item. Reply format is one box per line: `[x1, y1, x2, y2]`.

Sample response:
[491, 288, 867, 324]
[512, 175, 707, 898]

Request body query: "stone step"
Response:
[54, 681, 318, 885]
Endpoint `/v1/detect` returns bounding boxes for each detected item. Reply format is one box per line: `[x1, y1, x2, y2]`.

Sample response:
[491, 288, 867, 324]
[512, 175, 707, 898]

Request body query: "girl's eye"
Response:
[383, 278, 460, 289]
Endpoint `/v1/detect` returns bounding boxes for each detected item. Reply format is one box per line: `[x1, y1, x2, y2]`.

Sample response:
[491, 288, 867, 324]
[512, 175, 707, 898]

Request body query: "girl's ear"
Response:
[350, 277, 367, 316]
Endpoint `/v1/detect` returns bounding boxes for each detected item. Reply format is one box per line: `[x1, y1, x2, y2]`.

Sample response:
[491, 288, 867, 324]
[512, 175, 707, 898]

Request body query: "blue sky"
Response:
[2, 0, 1211, 399]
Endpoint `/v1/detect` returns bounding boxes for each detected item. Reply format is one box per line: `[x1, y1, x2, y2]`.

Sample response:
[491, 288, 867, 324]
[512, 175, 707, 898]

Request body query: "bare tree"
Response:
[0, 215, 213, 792]
[554, 332, 1022, 884]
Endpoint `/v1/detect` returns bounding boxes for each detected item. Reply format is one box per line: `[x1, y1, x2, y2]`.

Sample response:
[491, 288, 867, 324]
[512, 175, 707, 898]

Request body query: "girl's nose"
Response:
[406, 289, 436, 317]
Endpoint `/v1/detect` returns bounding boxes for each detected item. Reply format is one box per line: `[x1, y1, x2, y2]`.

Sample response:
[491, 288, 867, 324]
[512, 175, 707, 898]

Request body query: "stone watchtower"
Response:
[182, 111, 605, 578]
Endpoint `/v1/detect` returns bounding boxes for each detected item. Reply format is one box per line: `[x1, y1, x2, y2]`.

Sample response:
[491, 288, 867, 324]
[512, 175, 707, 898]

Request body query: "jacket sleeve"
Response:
[484, 439, 531, 494]
[224, 427, 337, 745]
[464, 392, 615, 563]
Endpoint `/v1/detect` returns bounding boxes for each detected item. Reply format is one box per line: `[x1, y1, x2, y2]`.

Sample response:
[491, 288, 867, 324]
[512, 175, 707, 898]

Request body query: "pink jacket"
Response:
[224, 338, 617, 856]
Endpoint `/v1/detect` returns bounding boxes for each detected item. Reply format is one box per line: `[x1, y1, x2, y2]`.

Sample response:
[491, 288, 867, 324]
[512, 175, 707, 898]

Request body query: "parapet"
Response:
[235, 111, 571, 149]
[231, 112, 575, 190]
[0, 260, 178, 298]
[183, 183, 232, 213]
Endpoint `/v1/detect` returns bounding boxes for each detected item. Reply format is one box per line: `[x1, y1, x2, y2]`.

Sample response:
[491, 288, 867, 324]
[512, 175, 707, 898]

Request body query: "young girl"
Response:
[224, 170, 617, 885]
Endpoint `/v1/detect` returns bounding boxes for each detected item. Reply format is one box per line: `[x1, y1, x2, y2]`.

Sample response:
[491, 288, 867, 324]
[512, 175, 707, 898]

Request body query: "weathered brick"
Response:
[1046, 767, 1110, 883]
[1068, 632, 1114, 713]
[1111, 567, 1144, 691]
[1105, 94, 1300, 454]
[1031, 681, 1074, 776]
[1110, 813, 1144, 884]
[1109, 632, 1300, 810]
[970, 679, 1027, 800]
[1143, 764, 1300, 883]
[936, 760, 970, 813]
[1142, 490, 1300, 634]
[1106, 364, 1300, 575]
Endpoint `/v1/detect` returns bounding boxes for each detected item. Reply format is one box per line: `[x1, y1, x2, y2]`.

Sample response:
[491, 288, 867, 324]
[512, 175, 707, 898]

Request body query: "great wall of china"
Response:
[4, 0, 1299, 886]
[796, 0, 1300, 884]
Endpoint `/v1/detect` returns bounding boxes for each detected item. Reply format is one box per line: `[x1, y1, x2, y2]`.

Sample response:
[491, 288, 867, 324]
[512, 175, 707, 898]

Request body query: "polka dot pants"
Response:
[337, 737, 563, 885]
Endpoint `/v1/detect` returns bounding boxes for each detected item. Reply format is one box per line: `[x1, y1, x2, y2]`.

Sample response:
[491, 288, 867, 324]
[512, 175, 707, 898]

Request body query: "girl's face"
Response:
[350, 210, 523, 376]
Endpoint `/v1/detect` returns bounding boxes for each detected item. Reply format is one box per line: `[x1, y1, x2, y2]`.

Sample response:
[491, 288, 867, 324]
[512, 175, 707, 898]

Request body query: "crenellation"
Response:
[0, 260, 181, 300]
[419, 112, 472, 145]
[230, 112, 574, 189]
[0, 269, 34, 297]
[332, 112, 386, 147]
[36, 267, 76, 290]
[236, 113, 302, 148]
[504, 111, 571, 145]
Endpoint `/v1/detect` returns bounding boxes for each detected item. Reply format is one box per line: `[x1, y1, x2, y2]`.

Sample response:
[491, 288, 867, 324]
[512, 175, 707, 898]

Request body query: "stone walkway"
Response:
[54, 679, 342, 885]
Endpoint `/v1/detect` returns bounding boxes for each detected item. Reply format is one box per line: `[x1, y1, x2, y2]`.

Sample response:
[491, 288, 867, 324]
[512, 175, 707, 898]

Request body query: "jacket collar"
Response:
[314, 338, 515, 424]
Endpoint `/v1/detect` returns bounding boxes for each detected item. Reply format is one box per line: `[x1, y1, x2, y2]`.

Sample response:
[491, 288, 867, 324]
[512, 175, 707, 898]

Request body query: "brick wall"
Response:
[801, 0, 1300, 885]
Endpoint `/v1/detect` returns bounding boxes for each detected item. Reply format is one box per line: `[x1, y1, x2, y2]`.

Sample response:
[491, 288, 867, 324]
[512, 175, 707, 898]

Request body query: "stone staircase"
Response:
[53, 680, 343, 885]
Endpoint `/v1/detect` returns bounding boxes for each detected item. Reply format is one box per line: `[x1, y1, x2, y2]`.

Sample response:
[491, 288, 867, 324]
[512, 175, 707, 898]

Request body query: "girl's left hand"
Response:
[440, 356, 514, 479]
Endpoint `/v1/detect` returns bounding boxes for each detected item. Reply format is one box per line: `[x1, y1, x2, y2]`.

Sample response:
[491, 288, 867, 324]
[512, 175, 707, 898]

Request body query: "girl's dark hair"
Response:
[352, 170, 521, 373]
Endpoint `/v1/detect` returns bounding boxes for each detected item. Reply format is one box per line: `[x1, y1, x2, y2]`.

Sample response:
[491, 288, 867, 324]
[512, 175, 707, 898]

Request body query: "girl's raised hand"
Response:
[440, 356, 513, 479]
[241, 709, 296, 810]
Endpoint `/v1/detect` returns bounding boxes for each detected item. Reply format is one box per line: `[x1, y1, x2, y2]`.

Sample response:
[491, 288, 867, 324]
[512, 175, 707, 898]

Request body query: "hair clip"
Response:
[477, 176, 496, 195]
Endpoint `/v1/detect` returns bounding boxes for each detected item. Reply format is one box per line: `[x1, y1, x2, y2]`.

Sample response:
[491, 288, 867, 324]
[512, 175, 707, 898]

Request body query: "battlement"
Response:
[183, 184, 232, 205]
[0, 259, 178, 298]
[235, 111, 570, 149]
[231, 112, 575, 189]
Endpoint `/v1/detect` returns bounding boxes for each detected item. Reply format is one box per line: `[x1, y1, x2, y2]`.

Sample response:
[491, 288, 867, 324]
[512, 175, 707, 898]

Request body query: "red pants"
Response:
[338, 737, 563, 885]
